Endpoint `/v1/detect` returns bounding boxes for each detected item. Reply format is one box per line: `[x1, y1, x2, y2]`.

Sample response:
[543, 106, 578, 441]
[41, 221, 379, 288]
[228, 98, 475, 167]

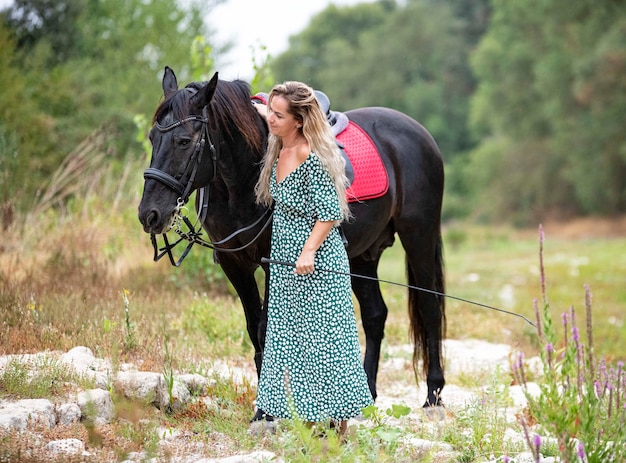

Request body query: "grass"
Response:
[0, 355, 95, 399]
[413, 222, 624, 360]
[1, 151, 625, 460]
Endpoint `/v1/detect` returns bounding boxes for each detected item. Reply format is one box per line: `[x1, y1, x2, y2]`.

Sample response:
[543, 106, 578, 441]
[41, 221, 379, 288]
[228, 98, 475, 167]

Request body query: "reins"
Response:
[260, 257, 536, 327]
[150, 204, 273, 267]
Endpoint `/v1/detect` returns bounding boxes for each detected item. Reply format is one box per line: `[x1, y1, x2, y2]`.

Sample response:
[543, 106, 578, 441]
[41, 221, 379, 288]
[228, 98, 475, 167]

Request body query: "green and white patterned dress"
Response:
[256, 152, 373, 422]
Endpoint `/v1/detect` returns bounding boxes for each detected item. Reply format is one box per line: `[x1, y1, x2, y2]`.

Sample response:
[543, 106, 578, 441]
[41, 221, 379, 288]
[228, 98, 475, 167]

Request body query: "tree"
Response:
[272, 1, 395, 92]
[1, 0, 222, 210]
[3, 0, 84, 66]
[272, 0, 489, 161]
[470, 0, 626, 220]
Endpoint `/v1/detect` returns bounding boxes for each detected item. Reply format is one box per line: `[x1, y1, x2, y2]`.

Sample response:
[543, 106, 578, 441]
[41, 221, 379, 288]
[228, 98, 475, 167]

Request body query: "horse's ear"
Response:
[193, 72, 219, 110]
[162, 66, 178, 98]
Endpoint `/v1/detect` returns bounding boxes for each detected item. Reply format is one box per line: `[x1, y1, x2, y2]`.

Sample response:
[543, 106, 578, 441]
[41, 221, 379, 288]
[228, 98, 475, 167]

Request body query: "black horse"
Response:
[138, 67, 446, 412]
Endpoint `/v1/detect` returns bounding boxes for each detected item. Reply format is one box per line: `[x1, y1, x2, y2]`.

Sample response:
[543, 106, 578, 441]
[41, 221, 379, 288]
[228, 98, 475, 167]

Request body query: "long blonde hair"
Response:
[255, 81, 350, 220]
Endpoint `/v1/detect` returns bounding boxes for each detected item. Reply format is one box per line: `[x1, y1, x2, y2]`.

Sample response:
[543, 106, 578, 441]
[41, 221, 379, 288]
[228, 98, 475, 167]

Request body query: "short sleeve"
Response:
[308, 153, 343, 222]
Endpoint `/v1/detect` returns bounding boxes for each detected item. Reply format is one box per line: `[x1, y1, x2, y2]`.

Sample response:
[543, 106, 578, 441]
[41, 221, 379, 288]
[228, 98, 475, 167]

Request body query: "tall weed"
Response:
[513, 226, 626, 462]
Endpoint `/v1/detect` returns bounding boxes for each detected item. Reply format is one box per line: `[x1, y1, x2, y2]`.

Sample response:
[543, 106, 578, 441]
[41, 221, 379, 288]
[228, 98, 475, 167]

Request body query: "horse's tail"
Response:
[407, 230, 446, 386]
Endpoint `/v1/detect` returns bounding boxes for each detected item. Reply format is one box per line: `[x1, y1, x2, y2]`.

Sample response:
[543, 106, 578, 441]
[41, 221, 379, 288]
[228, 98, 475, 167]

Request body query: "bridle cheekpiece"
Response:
[143, 110, 217, 205]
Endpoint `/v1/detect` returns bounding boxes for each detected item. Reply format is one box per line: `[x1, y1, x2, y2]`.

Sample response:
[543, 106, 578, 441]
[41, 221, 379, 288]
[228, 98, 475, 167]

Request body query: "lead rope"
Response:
[260, 257, 536, 327]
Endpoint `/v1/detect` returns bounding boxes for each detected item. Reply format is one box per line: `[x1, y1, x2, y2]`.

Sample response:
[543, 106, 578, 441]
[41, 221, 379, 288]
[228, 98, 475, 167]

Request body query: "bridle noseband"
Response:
[143, 107, 272, 267]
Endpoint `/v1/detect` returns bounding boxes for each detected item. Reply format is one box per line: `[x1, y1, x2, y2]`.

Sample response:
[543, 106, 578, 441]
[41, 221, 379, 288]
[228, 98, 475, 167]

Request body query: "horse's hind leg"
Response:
[350, 255, 388, 401]
[396, 223, 446, 407]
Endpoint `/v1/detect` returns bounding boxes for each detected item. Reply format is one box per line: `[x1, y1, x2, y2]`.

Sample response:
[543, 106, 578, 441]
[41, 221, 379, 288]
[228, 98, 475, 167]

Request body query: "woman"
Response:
[254, 81, 373, 435]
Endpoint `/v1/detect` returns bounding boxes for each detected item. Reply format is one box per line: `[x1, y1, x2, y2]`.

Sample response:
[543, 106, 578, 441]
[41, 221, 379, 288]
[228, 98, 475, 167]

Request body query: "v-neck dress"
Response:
[256, 152, 373, 422]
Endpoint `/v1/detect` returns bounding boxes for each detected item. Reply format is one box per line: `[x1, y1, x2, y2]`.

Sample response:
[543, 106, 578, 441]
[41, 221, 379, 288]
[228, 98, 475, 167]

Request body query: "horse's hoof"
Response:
[250, 408, 274, 423]
[248, 419, 277, 436]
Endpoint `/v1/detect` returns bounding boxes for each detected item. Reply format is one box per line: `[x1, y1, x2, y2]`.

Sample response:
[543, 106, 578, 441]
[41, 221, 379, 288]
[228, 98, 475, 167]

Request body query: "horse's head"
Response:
[138, 67, 218, 235]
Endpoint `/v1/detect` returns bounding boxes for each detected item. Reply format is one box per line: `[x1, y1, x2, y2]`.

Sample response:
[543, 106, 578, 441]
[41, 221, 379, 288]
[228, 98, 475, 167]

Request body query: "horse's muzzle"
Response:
[138, 208, 172, 235]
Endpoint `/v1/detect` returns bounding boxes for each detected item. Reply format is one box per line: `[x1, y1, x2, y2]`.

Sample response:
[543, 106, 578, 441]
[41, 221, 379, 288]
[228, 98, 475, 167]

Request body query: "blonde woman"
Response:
[254, 82, 373, 435]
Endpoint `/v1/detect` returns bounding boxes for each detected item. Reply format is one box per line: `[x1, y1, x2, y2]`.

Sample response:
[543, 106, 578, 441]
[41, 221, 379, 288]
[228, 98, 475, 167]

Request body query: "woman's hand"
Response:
[295, 249, 315, 275]
[295, 220, 335, 275]
[253, 102, 268, 120]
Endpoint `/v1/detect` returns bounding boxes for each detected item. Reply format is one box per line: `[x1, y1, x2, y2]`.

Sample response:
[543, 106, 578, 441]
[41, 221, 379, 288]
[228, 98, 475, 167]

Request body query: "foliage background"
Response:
[1, 0, 624, 351]
[1, 0, 625, 226]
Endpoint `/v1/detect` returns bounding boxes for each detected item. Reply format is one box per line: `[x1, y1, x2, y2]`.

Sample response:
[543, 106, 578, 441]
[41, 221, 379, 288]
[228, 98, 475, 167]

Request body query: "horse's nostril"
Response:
[143, 210, 160, 232]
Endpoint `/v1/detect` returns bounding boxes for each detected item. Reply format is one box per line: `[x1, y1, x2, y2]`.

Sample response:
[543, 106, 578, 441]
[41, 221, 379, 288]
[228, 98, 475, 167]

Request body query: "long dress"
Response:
[256, 152, 373, 422]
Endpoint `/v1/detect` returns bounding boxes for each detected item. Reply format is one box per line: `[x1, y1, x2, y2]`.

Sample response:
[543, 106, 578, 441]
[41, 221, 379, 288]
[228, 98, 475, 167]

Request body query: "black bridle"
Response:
[143, 109, 272, 267]
[144, 110, 216, 204]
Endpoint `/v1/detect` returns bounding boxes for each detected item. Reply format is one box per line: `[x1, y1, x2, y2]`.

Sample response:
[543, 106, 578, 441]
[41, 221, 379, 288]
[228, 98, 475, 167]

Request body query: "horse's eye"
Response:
[176, 138, 192, 148]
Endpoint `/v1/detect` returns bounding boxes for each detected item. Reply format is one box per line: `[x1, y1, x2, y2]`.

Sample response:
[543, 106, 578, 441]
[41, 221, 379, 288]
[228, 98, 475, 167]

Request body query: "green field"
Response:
[377, 223, 626, 363]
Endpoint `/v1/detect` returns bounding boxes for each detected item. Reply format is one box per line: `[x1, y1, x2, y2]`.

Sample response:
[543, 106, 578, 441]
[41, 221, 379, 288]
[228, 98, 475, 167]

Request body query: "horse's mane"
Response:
[153, 78, 266, 159]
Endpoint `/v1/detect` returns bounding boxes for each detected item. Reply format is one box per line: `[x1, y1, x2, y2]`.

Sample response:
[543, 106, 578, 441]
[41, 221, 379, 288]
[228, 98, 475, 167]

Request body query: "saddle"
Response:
[313, 91, 353, 184]
[252, 91, 388, 203]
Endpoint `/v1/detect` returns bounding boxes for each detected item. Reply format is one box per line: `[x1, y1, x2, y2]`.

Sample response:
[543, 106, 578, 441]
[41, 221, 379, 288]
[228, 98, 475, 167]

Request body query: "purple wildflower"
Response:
[515, 352, 527, 385]
[532, 434, 542, 463]
[562, 312, 570, 349]
[546, 342, 554, 367]
[572, 326, 580, 343]
[503, 456, 510, 463]
[577, 441, 586, 460]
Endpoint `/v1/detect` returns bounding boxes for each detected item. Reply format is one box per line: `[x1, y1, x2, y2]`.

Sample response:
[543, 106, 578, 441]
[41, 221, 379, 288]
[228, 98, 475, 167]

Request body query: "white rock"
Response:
[157, 426, 182, 440]
[179, 373, 210, 395]
[119, 451, 156, 463]
[509, 382, 541, 409]
[195, 450, 281, 463]
[61, 346, 112, 387]
[0, 398, 56, 432]
[443, 339, 512, 376]
[44, 438, 85, 456]
[208, 360, 257, 386]
[402, 436, 454, 452]
[77, 389, 114, 425]
[56, 402, 82, 425]
[60, 346, 96, 372]
[116, 370, 162, 403]
[156, 377, 191, 412]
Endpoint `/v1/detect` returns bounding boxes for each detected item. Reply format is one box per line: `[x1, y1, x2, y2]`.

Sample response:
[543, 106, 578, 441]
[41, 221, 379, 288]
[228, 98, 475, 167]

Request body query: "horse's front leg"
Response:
[217, 257, 273, 423]
[350, 258, 388, 401]
[217, 257, 264, 373]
